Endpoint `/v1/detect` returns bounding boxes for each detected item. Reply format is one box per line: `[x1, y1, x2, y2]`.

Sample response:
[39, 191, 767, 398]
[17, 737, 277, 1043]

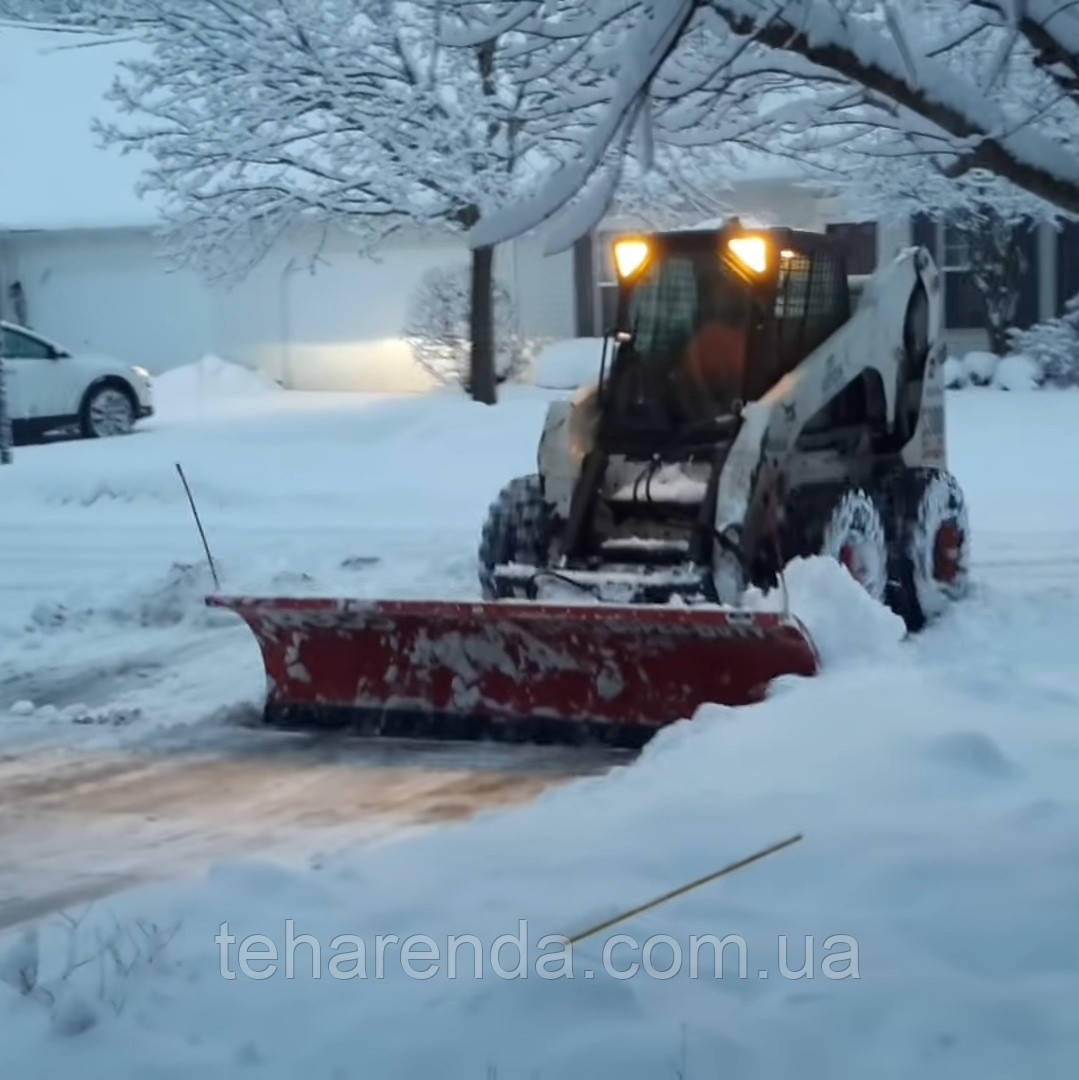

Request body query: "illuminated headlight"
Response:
[727, 235, 769, 274]
[612, 237, 651, 280]
[131, 365, 151, 380]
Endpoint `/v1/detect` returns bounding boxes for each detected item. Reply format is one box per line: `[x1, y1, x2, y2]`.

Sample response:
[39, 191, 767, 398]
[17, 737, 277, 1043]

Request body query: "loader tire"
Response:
[819, 489, 889, 601]
[886, 469, 970, 631]
[478, 474, 551, 599]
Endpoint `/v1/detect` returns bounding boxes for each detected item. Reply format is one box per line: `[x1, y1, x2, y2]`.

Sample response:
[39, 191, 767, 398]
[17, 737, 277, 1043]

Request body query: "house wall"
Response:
[0, 227, 214, 372]
[0, 223, 576, 392]
[211, 228, 462, 392]
[9, 198, 1059, 388]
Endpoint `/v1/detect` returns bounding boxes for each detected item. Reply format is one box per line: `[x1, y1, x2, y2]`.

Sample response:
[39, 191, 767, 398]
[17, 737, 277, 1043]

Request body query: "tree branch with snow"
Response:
[468, 0, 1079, 248]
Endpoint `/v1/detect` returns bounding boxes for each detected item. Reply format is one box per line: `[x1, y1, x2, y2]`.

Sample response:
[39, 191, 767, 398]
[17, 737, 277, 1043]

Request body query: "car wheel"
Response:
[81, 384, 135, 438]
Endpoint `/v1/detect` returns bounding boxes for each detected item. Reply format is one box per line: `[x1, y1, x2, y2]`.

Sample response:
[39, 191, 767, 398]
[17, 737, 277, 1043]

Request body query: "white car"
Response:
[1, 321, 153, 441]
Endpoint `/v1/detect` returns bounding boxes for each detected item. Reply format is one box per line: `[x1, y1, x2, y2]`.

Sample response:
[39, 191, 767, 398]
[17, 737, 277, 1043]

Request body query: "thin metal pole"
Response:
[175, 462, 220, 591]
[0, 326, 11, 465]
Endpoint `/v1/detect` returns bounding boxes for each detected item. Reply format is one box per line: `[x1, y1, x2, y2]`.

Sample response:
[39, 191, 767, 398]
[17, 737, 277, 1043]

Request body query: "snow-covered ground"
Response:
[1, 364, 1078, 1077]
[0, 359, 556, 743]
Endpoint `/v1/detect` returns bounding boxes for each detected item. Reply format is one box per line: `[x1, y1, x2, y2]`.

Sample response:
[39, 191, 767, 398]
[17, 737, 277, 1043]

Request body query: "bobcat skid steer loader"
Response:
[212, 222, 969, 747]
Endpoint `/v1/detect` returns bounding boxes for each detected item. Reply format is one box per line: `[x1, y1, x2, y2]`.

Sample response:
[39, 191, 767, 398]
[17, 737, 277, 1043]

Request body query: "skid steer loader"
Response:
[213, 222, 969, 746]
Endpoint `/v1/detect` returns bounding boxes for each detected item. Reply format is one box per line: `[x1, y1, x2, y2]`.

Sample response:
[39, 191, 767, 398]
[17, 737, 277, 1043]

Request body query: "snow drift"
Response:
[153, 354, 281, 418]
[746, 556, 906, 666]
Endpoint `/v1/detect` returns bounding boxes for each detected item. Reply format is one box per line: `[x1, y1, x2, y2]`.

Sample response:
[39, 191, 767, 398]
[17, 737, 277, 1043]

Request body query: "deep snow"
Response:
[1, 363, 1078, 1077]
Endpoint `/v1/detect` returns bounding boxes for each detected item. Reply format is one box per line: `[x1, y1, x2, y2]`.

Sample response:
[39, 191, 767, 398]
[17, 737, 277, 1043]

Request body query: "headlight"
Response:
[131, 365, 151, 380]
[727, 235, 769, 274]
[612, 237, 651, 280]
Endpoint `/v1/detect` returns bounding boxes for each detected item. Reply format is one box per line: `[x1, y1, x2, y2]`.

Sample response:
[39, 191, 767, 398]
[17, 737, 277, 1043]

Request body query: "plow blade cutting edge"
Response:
[209, 597, 819, 748]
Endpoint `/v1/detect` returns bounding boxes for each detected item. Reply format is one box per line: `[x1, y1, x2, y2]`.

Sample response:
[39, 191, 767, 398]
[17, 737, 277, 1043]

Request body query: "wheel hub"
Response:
[90, 389, 134, 437]
[838, 539, 870, 587]
[820, 490, 888, 601]
[839, 542, 855, 572]
[933, 521, 962, 584]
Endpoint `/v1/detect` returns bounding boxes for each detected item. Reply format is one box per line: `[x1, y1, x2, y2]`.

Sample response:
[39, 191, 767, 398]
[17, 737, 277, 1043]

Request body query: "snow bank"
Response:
[5, 575, 1079, 1077]
[962, 350, 1000, 386]
[943, 354, 966, 389]
[153, 354, 280, 418]
[746, 556, 906, 666]
[993, 353, 1040, 391]
[950, 351, 1049, 392]
[532, 338, 604, 389]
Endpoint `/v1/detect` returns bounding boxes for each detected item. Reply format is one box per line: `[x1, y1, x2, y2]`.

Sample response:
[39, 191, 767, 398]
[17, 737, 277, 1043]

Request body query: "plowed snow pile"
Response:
[154, 354, 281, 419]
[747, 556, 906, 664]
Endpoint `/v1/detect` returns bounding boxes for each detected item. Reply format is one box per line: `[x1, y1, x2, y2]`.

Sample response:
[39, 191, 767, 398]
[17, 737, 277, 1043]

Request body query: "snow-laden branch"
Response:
[707, 0, 1079, 210]
[468, 0, 1079, 248]
[470, 0, 694, 245]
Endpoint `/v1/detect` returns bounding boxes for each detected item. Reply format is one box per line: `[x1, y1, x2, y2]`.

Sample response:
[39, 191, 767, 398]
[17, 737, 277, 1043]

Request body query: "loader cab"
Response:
[600, 225, 850, 452]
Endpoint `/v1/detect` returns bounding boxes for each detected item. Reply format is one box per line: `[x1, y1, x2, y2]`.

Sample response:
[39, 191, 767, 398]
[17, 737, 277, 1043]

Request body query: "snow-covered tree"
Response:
[466, 1, 1079, 248]
[404, 265, 526, 390]
[0, 0, 83, 17]
[1009, 295, 1079, 386]
[67, 0, 592, 404]
[948, 205, 1035, 355]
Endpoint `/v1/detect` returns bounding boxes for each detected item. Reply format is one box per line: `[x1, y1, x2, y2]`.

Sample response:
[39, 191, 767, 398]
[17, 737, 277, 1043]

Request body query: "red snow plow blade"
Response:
[209, 597, 819, 748]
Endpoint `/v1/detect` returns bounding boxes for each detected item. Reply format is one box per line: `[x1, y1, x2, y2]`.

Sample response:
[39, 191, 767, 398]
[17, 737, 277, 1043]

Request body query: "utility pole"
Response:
[0, 322, 10, 465]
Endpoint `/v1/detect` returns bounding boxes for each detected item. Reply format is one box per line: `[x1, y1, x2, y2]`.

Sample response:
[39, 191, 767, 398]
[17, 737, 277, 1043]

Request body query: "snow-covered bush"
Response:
[404, 267, 526, 391]
[992, 354, 1040, 391]
[1007, 296, 1079, 386]
[962, 351, 1000, 387]
[942, 355, 967, 389]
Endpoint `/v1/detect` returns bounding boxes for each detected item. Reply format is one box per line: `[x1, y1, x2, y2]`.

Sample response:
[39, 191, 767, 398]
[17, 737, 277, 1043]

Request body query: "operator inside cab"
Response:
[612, 233, 757, 431]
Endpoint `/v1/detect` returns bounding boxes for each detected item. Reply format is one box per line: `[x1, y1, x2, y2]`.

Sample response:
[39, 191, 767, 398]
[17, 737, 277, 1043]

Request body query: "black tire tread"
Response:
[883, 467, 966, 632]
[478, 474, 550, 599]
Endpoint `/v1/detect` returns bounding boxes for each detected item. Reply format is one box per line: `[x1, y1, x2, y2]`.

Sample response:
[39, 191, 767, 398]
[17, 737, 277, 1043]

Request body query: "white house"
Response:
[1, 27, 1072, 391]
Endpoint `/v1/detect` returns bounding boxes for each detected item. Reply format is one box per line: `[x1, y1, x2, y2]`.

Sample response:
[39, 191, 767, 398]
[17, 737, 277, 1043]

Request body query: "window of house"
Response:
[913, 213, 1040, 332]
[824, 222, 878, 276]
[1057, 220, 1079, 313]
[943, 226, 971, 270]
[941, 222, 985, 330]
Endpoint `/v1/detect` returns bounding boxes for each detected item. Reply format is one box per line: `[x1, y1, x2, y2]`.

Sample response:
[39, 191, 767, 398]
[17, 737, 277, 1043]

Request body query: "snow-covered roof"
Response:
[0, 26, 159, 231]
